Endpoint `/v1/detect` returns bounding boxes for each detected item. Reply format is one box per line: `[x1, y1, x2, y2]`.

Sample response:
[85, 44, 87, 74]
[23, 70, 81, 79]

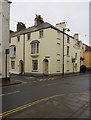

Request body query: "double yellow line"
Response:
[0, 93, 64, 118]
[0, 92, 88, 118]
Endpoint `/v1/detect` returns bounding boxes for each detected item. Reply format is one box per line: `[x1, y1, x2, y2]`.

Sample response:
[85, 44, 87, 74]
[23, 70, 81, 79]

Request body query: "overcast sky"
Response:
[10, 0, 89, 45]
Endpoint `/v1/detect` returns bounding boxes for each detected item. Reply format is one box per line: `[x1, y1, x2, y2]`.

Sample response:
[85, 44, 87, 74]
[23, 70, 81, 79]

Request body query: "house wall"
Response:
[9, 35, 24, 74]
[0, 1, 10, 78]
[83, 52, 91, 68]
[10, 26, 81, 75]
[25, 28, 63, 75]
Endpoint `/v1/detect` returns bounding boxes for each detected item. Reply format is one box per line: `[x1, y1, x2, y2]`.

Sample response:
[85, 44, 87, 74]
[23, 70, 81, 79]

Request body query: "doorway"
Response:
[43, 59, 49, 75]
[19, 60, 23, 74]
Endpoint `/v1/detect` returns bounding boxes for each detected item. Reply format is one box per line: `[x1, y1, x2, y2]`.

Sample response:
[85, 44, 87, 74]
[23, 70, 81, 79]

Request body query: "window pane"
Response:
[11, 61, 15, 69]
[67, 36, 70, 43]
[32, 60, 38, 71]
[27, 33, 30, 40]
[17, 36, 20, 42]
[31, 42, 39, 54]
[39, 30, 43, 38]
[10, 46, 16, 56]
[67, 46, 69, 56]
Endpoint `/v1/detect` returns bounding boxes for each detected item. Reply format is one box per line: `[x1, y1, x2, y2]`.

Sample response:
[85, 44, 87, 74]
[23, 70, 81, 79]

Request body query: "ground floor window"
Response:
[75, 63, 77, 71]
[32, 60, 38, 71]
[57, 60, 60, 72]
[11, 61, 15, 69]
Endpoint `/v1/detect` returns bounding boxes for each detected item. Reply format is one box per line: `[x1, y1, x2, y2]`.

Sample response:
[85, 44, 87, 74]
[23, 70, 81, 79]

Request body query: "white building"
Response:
[0, 0, 11, 80]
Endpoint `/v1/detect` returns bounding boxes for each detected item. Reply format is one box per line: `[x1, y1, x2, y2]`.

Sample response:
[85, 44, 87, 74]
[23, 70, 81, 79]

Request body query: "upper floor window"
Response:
[9, 45, 16, 56]
[67, 46, 69, 56]
[17, 35, 20, 42]
[75, 53, 77, 59]
[67, 36, 70, 43]
[27, 33, 30, 40]
[39, 30, 43, 38]
[30, 40, 40, 54]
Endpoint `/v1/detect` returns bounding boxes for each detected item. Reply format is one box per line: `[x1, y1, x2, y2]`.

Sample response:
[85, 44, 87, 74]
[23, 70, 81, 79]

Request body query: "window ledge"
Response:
[10, 55, 16, 58]
[32, 70, 38, 72]
[31, 54, 39, 57]
[57, 71, 60, 72]
[57, 54, 60, 56]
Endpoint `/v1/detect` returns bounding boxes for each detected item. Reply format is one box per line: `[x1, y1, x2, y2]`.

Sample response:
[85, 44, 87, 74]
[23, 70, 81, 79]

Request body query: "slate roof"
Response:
[86, 45, 91, 52]
[11, 22, 73, 39]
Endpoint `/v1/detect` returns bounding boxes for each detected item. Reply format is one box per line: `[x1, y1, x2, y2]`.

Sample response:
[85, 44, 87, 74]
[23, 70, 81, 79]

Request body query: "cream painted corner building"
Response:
[9, 15, 82, 76]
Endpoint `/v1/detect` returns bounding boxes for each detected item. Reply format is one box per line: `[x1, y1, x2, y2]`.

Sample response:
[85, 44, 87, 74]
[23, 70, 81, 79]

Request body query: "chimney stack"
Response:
[34, 15, 44, 26]
[73, 33, 79, 40]
[17, 22, 26, 32]
[56, 22, 66, 31]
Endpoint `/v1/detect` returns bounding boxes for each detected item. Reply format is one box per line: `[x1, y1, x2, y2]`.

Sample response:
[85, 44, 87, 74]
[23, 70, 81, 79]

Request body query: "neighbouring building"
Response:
[0, 0, 11, 79]
[9, 15, 81, 76]
[82, 43, 91, 70]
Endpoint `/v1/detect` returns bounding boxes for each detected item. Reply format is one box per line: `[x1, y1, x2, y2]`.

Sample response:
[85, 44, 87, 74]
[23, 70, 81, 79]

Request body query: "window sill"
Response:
[57, 54, 60, 56]
[57, 38, 61, 40]
[10, 55, 16, 58]
[66, 55, 70, 57]
[32, 70, 38, 72]
[57, 71, 60, 72]
[31, 54, 39, 57]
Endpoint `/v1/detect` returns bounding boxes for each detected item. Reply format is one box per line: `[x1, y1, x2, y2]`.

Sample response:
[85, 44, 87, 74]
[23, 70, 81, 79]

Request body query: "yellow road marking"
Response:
[0, 93, 65, 118]
[0, 92, 89, 118]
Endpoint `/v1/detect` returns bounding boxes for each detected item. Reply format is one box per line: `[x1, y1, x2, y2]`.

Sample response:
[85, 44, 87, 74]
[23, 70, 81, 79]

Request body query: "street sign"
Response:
[5, 49, 9, 54]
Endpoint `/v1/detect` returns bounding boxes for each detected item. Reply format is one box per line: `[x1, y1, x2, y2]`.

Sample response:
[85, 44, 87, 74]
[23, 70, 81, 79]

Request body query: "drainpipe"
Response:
[23, 33, 25, 75]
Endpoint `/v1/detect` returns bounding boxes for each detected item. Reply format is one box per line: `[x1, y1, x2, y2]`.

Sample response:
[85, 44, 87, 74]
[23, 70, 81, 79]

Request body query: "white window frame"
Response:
[27, 33, 30, 40]
[31, 40, 39, 54]
[11, 61, 15, 69]
[39, 30, 43, 38]
[9, 46, 16, 56]
[32, 60, 38, 71]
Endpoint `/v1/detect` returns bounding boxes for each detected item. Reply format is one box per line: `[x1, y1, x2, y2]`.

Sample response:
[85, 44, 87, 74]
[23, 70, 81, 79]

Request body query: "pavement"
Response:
[0, 79, 22, 87]
[0, 72, 88, 87]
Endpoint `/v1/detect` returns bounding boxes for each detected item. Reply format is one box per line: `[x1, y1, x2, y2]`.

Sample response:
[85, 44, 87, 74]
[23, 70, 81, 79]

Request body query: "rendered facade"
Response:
[0, 0, 11, 79]
[9, 15, 82, 76]
[82, 44, 91, 70]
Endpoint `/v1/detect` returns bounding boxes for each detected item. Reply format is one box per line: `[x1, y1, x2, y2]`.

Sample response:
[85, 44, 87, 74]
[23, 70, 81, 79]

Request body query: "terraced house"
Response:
[9, 15, 82, 76]
[82, 43, 91, 71]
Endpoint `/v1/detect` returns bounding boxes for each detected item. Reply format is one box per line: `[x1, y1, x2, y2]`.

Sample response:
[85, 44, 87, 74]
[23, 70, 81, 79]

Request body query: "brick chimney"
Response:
[34, 15, 44, 26]
[17, 22, 26, 32]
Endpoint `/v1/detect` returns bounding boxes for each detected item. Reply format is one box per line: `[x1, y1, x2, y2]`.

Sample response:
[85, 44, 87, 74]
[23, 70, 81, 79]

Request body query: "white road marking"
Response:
[47, 82, 58, 86]
[41, 82, 58, 87]
[0, 91, 20, 96]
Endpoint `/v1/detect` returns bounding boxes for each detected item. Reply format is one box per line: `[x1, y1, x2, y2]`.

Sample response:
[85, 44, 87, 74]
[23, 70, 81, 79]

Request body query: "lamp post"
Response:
[62, 28, 70, 76]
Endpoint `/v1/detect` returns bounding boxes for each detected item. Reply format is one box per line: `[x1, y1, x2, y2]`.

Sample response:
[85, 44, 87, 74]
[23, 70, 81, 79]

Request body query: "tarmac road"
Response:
[1, 73, 90, 118]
